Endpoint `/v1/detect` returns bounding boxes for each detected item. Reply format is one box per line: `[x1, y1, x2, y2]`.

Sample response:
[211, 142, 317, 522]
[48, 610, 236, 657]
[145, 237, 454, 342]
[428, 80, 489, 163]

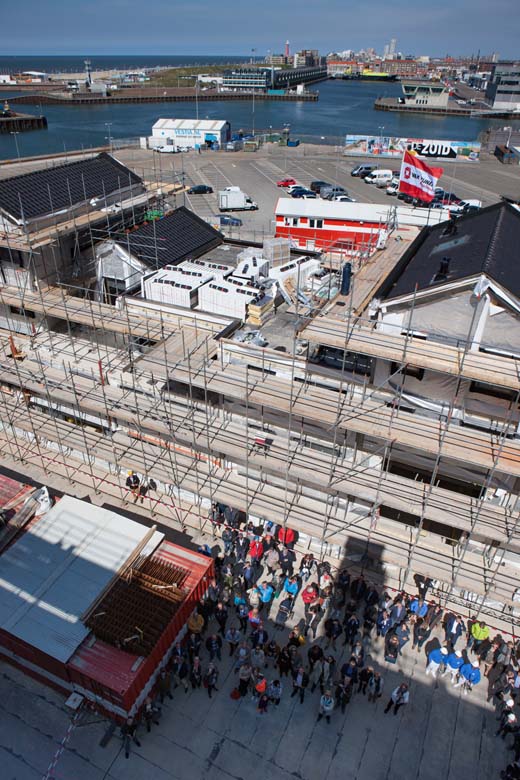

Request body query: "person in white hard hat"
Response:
[443, 649, 464, 682]
[454, 659, 482, 694]
[497, 711, 519, 740]
[426, 646, 448, 677]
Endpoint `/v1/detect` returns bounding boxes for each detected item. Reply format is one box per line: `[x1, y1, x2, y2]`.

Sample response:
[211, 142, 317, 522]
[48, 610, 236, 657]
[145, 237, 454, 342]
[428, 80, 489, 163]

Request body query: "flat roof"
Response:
[152, 118, 228, 131]
[275, 197, 450, 226]
[0, 496, 163, 663]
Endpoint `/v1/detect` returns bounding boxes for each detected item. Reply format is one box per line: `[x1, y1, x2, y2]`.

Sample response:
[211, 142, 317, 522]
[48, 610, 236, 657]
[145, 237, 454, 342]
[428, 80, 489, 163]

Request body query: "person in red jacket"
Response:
[301, 583, 320, 624]
[249, 537, 264, 573]
[277, 526, 296, 550]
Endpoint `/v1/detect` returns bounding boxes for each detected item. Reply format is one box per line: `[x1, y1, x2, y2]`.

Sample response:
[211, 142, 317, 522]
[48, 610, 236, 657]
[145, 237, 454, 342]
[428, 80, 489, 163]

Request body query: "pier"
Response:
[0, 112, 47, 133]
[10, 86, 318, 106]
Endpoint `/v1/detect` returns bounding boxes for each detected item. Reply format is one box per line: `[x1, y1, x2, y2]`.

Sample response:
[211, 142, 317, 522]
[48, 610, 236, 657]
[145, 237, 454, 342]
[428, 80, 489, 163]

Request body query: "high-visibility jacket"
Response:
[471, 623, 489, 641]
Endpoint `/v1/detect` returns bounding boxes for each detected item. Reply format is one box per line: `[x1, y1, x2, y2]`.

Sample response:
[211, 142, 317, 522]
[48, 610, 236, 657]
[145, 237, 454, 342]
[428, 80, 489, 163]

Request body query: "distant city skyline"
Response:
[3, 0, 519, 59]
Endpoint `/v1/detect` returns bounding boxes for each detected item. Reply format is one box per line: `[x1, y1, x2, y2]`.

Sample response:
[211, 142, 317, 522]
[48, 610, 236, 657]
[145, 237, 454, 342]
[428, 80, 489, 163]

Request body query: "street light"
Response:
[10, 131, 20, 159]
[105, 122, 113, 153]
[251, 48, 257, 136]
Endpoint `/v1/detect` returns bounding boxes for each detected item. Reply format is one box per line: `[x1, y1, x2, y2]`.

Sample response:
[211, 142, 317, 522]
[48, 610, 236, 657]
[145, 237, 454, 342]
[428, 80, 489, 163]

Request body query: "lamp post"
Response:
[104, 122, 113, 153]
[251, 48, 257, 136]
[10, 131, 20, 159]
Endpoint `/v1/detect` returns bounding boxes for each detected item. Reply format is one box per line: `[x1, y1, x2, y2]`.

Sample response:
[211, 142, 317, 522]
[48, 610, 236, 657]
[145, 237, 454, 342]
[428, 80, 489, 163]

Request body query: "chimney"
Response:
[439, 257, 450, 275]
[433, 256, 450, 282]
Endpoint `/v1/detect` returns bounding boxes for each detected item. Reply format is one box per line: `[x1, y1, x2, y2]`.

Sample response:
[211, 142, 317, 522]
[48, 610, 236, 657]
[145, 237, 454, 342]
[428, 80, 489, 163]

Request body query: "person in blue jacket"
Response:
[426, 646, 448, 677]
[442, 649, 464, 682]
[410, 598, 428, 619]
[454, 659, 481, 693]
[283, 576, 299, 598]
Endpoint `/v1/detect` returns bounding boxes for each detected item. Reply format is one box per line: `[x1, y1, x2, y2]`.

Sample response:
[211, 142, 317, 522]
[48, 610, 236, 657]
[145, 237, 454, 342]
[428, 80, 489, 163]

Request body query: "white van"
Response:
[364, 169, 394, 186]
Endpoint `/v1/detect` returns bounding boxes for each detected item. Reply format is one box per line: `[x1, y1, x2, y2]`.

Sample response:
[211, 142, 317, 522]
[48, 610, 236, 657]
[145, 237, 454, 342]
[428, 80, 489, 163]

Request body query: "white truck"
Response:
[218, 189, 258, 212]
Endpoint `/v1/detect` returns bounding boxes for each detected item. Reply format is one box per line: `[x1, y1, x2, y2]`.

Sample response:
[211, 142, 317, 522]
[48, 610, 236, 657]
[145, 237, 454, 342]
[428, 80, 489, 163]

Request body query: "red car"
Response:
[277, 178, 297, 187]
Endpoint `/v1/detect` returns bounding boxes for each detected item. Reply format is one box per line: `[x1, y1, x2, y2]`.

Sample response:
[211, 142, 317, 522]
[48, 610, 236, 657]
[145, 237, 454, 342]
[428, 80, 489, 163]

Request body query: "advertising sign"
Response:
[344, 135, 480, 162]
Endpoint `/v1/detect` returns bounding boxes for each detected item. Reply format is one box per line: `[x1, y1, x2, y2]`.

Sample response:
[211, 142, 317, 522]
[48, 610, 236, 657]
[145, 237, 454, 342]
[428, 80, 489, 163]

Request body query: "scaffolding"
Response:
[0, 273, 519, 634]
[0, 149, 519, 630]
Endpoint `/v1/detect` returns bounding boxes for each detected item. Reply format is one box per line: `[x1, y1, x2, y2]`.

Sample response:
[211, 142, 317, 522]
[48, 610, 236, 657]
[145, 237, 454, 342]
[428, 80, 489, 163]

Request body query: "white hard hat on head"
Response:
[472, 660, 480, 667]
[440, 648, 448, 654]
[455, 650, 462, 657]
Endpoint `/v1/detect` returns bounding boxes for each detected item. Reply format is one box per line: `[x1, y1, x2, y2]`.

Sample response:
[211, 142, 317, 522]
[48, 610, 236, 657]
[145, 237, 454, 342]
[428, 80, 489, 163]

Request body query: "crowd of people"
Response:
[120, 508, 520, 777]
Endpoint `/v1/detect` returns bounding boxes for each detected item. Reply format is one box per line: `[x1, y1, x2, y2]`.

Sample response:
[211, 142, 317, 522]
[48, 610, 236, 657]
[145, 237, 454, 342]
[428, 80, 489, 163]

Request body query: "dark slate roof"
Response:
[117, 207, 223, 269]
[380, 202, 520, 301]
[0, 153, 142, 222]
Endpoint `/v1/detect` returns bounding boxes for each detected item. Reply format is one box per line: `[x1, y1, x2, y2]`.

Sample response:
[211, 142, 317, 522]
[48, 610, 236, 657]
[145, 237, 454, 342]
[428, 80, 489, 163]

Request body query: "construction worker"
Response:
[426, 646, 448, 677]
[469, 621, 490, 654]
[125, 470, 140, 503]
[454, 660, 481, 694]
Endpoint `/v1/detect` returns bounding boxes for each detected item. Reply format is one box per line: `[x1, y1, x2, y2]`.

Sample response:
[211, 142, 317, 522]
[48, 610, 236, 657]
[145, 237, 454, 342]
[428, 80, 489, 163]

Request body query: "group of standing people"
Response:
[121, 507, 519, 775]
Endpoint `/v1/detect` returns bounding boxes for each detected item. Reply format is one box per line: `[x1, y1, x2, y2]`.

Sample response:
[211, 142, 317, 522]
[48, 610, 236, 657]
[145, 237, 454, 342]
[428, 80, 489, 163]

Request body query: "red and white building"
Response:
[275, 199, 450, 254]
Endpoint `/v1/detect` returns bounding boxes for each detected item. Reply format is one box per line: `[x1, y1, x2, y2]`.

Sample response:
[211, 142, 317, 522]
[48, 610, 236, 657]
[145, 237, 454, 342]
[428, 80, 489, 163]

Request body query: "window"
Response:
[309, 219, 323, 228]
[469, 380, 518, 403]
[390, 361, 424, 381]
[9, 305, 35, 319]
[284, 217, 298, 227]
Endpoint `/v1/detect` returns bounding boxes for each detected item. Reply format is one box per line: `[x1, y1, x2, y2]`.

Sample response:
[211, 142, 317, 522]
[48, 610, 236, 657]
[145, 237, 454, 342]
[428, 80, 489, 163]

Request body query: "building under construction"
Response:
[0, 153, 520, 634]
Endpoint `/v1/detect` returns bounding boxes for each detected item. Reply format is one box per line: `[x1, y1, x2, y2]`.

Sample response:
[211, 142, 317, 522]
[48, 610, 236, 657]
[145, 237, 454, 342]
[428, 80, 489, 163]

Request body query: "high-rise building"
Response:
[388, 38, 397, 59]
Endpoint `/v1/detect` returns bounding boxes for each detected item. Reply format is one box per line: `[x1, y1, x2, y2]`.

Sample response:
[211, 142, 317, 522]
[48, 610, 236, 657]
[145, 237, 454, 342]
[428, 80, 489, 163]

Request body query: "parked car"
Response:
[287, 184, 305, 194]
[188, 184, 213, 194]
[218, 215, 243, 226]
[321, 186, 348, 200]
[333, 195, 356, 202]
[433, 193, 461, 206]
[364, 170, 394, 186]
[155, 146, 178, 154]
[300, 193, 318, 199]
[351, 164, 377, 177]
[277, 178, 297, 187]
[386, 183, 400, 196]
[310, 180, 332, 193]
[176, 146, 191, 153]
[450, 199, 482, 215]
[291, 188, 315, 198]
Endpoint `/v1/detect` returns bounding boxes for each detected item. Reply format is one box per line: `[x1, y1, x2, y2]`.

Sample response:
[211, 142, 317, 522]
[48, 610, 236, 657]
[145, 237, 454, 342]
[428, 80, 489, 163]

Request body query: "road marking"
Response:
[249, 161, 282, 185]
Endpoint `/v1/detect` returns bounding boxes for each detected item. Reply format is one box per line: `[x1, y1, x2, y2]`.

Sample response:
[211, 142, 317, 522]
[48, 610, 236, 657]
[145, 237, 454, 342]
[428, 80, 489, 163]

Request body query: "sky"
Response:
[3, 0, 519, 58]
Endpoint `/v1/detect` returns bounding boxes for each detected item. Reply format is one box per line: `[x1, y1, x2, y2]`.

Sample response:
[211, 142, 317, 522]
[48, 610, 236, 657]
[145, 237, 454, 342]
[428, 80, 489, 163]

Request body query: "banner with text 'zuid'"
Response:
[344, 135, 480, 162]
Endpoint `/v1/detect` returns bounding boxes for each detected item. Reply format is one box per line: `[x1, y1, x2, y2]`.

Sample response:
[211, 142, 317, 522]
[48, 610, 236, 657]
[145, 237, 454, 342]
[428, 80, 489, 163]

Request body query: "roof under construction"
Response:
[0, 152, 143, 223]
[0, 495, 164, 662]
[381, 202, 520, 300]
[111, 206, 223, 269]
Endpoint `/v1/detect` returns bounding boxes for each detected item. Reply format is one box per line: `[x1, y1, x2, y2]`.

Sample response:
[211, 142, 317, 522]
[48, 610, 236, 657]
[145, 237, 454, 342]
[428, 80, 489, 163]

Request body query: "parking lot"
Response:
[110, 143, 520, 243]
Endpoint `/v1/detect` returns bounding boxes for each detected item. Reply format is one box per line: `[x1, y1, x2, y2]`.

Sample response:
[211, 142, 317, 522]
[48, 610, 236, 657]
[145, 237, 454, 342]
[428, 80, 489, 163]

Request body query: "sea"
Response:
[1, 55, 519, 161]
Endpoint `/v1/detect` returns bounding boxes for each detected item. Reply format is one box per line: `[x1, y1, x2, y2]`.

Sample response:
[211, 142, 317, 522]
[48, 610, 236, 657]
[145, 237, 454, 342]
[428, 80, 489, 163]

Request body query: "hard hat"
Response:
[508, 713, 516, 722]
[440, 648, 448, 654]
[455, 650, 462, 657]
[127, 470, 133, 475]
[472, 660, 480, 667]
[506, 699, 515, 707]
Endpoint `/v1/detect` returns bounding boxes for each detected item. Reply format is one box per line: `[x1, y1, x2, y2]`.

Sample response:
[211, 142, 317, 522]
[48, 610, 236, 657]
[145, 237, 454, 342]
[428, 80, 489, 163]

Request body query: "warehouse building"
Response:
[147, 118, 231, 151]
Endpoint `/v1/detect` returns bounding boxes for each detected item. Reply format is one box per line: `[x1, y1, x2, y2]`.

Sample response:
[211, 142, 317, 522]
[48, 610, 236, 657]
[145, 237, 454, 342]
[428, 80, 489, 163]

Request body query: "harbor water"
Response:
[1, 66, 519, 160]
